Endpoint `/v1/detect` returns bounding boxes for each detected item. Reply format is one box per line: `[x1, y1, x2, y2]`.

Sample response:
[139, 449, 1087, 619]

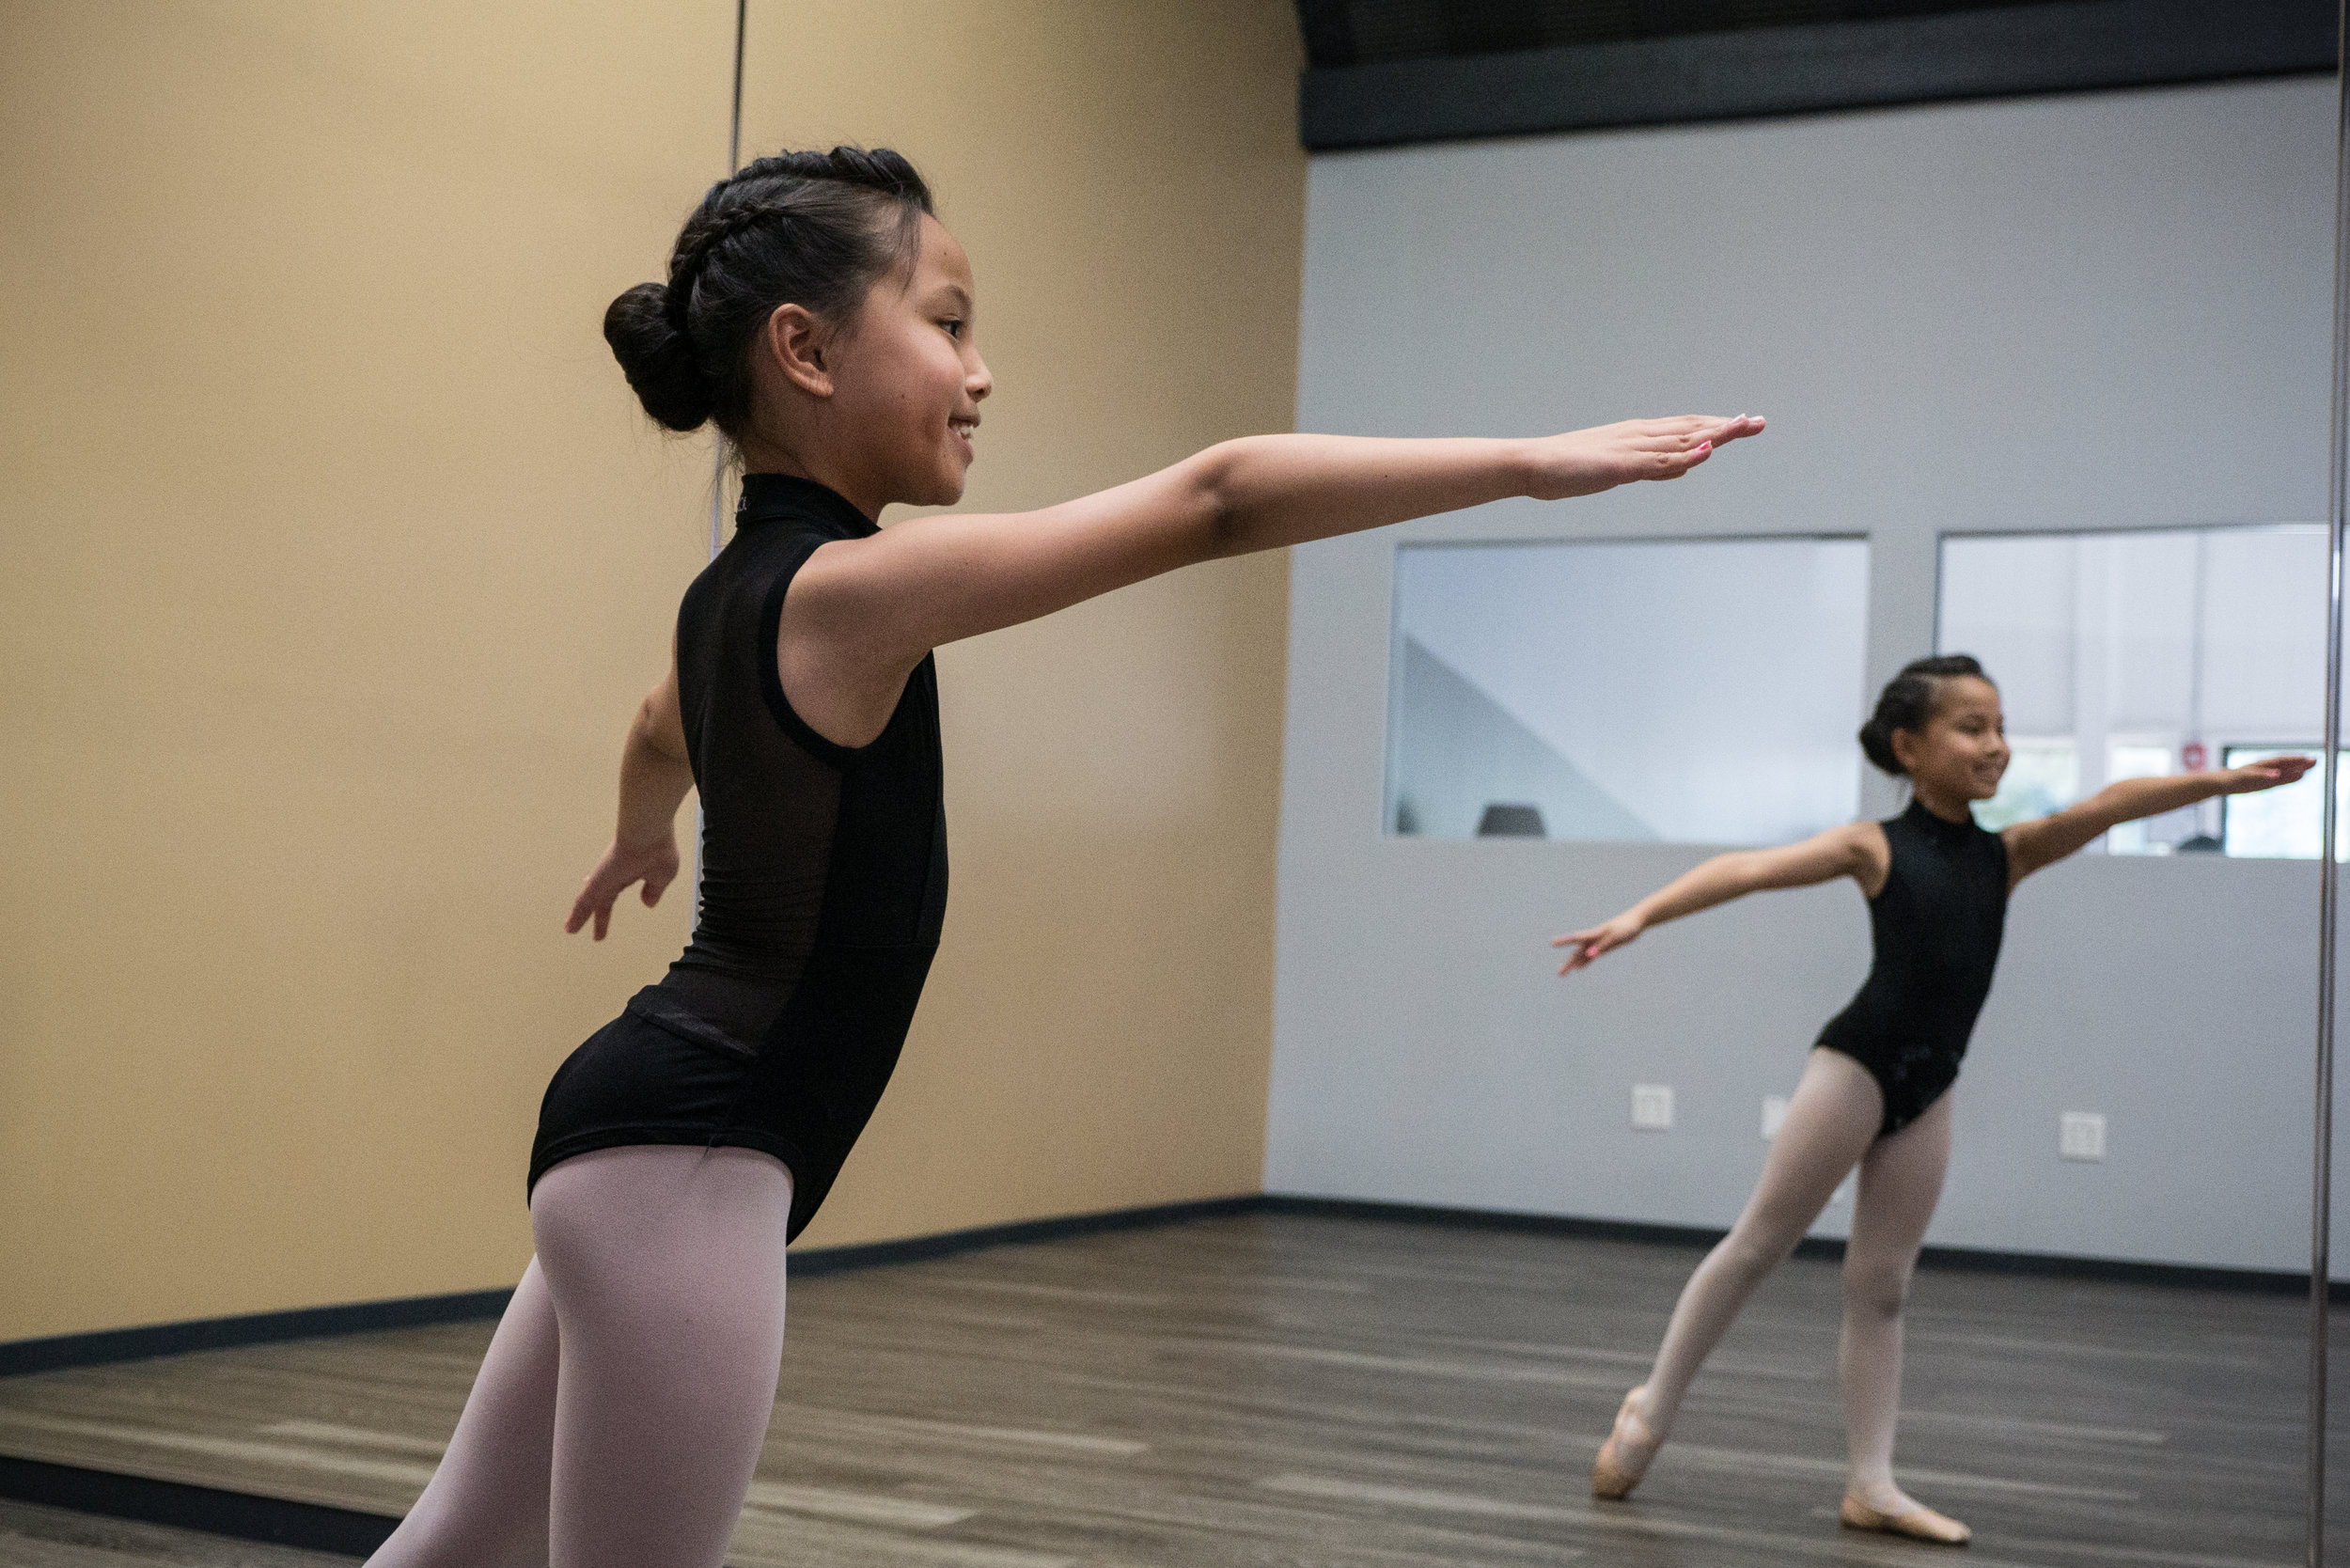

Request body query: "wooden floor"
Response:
[0, 1214, 2331, 1567]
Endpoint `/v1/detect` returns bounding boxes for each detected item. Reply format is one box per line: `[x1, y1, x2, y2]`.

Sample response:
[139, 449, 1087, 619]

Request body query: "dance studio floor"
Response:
[0, 1213, 2325, 1567]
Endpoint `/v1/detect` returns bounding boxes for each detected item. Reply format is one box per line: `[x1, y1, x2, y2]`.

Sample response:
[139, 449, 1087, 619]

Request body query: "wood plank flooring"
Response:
[0, 1215, 2328, 1567]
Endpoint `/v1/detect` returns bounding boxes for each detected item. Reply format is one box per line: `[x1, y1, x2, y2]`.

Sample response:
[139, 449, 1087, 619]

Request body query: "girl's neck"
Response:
[1908, 781, 1976, 824]
[736, 434, 883, 523]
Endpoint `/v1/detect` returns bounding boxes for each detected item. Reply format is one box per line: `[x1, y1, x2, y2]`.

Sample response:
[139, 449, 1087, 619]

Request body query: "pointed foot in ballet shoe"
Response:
[1591, 1387, 1660, 1500]
[1840, 1494, 1971, 1545]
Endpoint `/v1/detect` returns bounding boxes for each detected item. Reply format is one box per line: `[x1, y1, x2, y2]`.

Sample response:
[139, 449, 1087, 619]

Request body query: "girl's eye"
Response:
[940, 319, 964, 339]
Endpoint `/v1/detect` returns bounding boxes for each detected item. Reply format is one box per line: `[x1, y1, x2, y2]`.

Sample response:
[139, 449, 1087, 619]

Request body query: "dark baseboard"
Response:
[789, 1192, 1264, 1278]
[1261, 1192, 1727, 1247]
[1257, 1193, 2345, 1297]
[0, 1290, 516, 1380]
[0, 1455, 395, 1556]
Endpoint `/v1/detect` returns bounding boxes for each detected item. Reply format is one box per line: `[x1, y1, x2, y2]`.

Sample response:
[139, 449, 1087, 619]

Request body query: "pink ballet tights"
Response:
[368, 1144, 793, 1568]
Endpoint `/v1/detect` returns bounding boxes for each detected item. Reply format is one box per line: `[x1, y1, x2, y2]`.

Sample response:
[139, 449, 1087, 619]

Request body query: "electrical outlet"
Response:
[2060, 1111, 2107, 1162]
[1761, 1094, 1789, 1140]
[1632, 1083, 1674, 1131]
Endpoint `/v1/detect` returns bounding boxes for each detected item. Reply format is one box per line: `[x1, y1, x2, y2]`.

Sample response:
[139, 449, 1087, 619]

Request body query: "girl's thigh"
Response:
[530, 1146, 794, 1568]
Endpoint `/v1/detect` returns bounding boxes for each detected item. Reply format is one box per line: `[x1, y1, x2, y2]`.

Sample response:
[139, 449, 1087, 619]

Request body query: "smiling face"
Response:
[737, 210, 993, 516]
[822, 212, 992, 510]
[1892, 675, 2012, 802]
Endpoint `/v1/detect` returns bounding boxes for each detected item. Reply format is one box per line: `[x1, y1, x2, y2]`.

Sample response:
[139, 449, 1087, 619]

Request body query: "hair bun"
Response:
[1857, 714, 1904, 776]
[603, 281, 712, 432]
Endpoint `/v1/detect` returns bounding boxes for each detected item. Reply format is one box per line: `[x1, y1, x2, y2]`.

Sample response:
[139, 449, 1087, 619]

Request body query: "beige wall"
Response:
[0, 1, 1301, 1341]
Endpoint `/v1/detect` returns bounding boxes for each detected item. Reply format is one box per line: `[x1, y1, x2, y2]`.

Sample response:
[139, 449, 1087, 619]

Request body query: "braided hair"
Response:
[1858, 654, 1993, 776]
[603, 147, 933, 437]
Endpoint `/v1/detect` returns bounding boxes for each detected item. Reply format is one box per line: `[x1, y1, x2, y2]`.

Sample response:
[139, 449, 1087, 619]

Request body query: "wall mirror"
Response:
[1278, 55, 2347, 1564]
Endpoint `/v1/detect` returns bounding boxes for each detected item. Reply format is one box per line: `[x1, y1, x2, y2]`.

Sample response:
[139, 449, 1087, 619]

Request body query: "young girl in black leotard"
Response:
[365, 145, 1764, 1568]
[1553, 653, 2310, 1545]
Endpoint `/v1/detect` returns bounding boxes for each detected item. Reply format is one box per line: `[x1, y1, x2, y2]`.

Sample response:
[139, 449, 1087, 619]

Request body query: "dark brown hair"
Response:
[603, 146, 932, 439]
[1858, 654, 1993, 776]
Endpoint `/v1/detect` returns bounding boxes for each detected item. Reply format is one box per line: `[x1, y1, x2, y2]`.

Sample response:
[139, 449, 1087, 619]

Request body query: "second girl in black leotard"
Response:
[1552, 653, 2309, 1545]
[1816, 791, 2009, 1138]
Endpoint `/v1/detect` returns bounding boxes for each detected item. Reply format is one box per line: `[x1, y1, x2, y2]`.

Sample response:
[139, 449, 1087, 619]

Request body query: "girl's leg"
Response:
[531, 1144, 793, 1568]
[1608, 1049, 1883, 1474]
[1840, 1086, 1955, 1516]
[367, 1260, 559, 1567]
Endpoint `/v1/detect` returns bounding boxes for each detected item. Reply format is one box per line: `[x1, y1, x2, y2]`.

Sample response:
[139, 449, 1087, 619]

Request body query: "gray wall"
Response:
[1271, 77, 2337, 1272]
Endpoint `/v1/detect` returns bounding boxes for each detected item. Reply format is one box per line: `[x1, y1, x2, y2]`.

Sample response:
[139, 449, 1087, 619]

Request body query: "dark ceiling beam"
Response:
[1300, 0, 2335, 151]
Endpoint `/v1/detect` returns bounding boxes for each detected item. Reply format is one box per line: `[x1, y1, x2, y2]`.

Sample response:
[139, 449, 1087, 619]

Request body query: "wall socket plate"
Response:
[2060, 1111, 2107, 1162]
[1761, 1094, 1789, 1140]
[1632, 1083, 1674, 1131]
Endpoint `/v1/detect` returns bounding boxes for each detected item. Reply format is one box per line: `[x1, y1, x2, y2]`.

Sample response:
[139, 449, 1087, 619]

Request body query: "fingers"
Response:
[570, 875, 621, 939]
[1554, 934, 1610, 975]
[1646, 441, 1710, 481]
[2238, 757, 2313, 791]
[1638, 415, 1760, 441]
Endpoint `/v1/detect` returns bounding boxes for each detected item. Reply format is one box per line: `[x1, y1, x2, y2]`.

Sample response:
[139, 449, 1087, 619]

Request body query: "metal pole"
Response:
[711, 0, 747, 566]
[2313, 6, 2350, 1562]
[697, 0, 749, 912]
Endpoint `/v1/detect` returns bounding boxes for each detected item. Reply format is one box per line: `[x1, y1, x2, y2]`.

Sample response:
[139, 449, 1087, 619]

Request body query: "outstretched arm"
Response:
[2003, 755, 2314, 885]
[566, 661, 693, 940]
[1552, 821, 1886, 976]
[788, 416, 1763, 745]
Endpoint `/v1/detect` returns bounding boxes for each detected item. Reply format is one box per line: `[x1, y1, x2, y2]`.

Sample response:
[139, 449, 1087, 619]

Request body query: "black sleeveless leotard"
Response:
[1814, 798, 2009, 1137]
[529, 474, 947, 1240]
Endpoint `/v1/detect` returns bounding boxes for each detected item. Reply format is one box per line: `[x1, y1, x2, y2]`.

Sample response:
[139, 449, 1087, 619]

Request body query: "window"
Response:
[1937, 525, 2326, 855]
[1386, 536, 1870, 844]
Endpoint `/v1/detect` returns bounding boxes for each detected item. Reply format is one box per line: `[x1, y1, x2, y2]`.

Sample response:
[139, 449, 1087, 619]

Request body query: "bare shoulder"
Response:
[1842, 818, 1891, 898]
[2000, 811, 2063, 887]
[1747, 819, 1886, 895]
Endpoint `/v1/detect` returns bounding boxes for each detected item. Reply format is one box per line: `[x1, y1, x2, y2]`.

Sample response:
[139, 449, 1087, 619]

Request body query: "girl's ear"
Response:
[1889, 725, 1920, 775]
[763, 304, 833, 398]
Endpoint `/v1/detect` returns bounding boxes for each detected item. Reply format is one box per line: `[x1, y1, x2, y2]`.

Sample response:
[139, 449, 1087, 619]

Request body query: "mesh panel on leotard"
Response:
[530, 473, 948, 1239]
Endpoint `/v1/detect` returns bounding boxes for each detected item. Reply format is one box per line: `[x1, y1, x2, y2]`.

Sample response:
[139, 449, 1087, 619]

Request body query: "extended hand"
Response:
[2220, 755, 2316, 793]
[1527, 416, 1764, 501]
[566, 835, 682, 941]
[1552, 913, 1645, 976]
